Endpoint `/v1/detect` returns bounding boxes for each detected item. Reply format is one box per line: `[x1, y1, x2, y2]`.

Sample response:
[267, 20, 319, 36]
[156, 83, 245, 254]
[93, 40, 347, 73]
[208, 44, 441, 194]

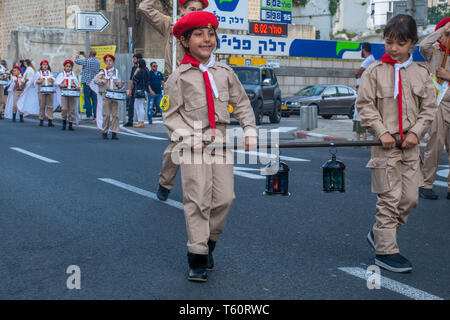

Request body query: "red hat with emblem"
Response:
[63, 59, 74, 66]
[103, 54, 116, 62]
[435, 17, 450, 31]
[40, 60, 49, 66]
[178, 0, 208, 9]
[12, 65, 22, 72]
[172, 10, 219, 39]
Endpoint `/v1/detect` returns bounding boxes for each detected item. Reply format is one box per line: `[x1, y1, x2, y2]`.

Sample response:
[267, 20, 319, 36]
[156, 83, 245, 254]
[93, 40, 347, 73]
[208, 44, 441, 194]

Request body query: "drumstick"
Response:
[438, 39, 450, 85]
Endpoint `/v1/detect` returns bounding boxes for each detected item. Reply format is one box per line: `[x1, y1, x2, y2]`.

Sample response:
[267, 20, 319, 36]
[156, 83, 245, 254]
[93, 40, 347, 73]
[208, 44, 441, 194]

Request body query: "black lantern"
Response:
[264, 161, 290, 196]
[322, 147, 346, 192]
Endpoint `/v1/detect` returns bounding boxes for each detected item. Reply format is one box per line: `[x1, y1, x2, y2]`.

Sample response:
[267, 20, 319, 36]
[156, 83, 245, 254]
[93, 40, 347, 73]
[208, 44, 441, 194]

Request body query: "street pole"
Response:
[172, 0, 177, 74]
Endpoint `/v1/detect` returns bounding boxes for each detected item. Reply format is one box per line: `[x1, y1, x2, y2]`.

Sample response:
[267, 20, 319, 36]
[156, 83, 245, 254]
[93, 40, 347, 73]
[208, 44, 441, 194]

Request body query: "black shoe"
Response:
[0, 113, 3, 120]
[157, 184, 170, 201]
[39, 120, 44, 126]
[12, 113, 16, 122]
[419, 187, 438, 200]
[48, 120, 54, 127]
[447, 192, 450, 200]
[103, 132, 109, 140]
[206, 240, 216, 271]
[367, 230, 375, 251]
[187, 252, 208, 282]
[123, 122, 133, 127]
[148, 120, 152, 124]
[375, 253, 413, 273]
[61, 119, 66, 130]
[111, 132, 119, 140]
[19, 114, 24, 122]
[68, 122, 74, 131]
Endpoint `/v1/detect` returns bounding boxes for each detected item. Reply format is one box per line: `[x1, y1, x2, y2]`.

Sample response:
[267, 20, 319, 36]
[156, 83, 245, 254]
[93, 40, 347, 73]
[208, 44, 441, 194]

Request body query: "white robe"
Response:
[17, 67, 39, 117]
[55, 71, 82, 125]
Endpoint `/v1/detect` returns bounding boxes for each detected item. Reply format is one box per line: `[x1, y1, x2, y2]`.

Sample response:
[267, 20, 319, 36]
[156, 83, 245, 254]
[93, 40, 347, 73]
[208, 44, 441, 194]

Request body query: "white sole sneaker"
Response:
[367, 231, 375, 251]
[375, 258, 413, 273]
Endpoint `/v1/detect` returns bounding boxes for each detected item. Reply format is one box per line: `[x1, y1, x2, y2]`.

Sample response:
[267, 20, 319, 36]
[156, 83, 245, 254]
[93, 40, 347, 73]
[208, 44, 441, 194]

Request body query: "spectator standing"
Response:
[124, 53, 142, 127]
[75, 49, 100, 120]
[147, 61, 164, 123]
[355, 42, 376, 87]
[132, 59, 151, 128]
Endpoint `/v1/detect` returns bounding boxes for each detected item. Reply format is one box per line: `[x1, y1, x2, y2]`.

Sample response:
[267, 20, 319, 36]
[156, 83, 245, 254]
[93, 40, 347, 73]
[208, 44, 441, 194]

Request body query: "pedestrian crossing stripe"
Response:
[160, 95, 170, 112]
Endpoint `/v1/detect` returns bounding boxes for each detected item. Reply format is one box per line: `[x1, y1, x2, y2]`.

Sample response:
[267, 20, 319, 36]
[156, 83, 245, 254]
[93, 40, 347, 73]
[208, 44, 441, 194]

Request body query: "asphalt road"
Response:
[0, 118, 449, 300]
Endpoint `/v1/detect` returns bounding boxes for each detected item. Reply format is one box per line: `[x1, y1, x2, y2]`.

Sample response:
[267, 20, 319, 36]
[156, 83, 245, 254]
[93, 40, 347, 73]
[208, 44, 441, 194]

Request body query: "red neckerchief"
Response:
[438, 40, 450, 53]
[181, 51, 216, 138]
[380, 53, 404, 142]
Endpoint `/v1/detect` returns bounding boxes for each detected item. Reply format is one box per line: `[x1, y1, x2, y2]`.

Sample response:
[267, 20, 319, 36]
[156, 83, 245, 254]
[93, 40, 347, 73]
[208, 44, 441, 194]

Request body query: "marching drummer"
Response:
[35, 60, 55, 127]
[93, 54, 125, 140]
[55, 60, 80, 131]
[10, 65, 25, 123]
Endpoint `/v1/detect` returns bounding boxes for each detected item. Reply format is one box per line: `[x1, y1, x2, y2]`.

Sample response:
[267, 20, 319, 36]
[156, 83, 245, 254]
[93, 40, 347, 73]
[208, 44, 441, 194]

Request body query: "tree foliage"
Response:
[428, 4, 450, 25]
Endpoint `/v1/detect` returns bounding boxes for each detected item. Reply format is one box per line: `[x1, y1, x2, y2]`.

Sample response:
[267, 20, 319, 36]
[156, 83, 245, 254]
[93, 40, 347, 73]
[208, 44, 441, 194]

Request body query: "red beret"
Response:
[178, 0, 208, 8]
[40, 60, 49, 66]
[103, 54, 116, 62]
[435, 17, 450, 31]
[63, 59, 74, 66]
[173, 11, 219, 39]
[12, 65, 22, 72]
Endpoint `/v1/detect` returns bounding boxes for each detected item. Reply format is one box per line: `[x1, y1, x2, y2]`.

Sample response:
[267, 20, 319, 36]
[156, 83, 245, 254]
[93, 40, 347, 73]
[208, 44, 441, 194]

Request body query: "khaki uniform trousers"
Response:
[102, 96, 119, 134]
[367, 145, 422, 255]
[13, 91, 23, 114]
[179, 145, 235, 255]
[0, 85, 4, 114]
[159, 143, 180, 190]
[422, 106, 450, 191]
[61, 96, 76, 121]
[38, 93, 54, 120]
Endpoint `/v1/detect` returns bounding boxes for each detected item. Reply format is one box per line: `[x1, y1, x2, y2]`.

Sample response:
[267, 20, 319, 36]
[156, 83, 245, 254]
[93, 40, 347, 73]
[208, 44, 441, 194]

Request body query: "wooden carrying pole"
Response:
[213, 140, 392, 149]
[438, 39, 450, 85]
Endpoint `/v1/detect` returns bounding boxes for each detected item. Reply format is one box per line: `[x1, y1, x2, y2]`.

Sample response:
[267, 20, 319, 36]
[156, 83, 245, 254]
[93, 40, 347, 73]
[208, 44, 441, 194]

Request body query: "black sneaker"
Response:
[419, 187, 438, 200]
[102, 132, 109, 140]
[123, 122, 133, 127]
[157, 184, 170, 201]
[367, 230, 375, 251]
[447, 191, 450, 200]
[375, 253, 413, 273]
[111, 132, 119, 140]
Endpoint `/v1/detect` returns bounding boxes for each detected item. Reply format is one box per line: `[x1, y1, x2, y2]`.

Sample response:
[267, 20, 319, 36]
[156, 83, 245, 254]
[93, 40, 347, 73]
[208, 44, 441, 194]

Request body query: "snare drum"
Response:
[105, 89, 127, 101]
[40, 86, 55, 94]
[61, 88, 81, 97]
[0, 79, 8, 86]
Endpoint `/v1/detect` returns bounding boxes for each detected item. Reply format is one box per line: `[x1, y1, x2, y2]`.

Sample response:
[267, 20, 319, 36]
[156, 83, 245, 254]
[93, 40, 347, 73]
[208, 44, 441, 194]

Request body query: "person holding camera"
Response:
[75, 49, 100, 120]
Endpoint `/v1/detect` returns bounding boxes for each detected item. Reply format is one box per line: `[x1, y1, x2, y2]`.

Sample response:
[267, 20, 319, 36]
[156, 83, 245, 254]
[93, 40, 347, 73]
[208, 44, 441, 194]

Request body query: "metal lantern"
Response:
[322, 147, 346, 192]
[264, 161, 290, 196]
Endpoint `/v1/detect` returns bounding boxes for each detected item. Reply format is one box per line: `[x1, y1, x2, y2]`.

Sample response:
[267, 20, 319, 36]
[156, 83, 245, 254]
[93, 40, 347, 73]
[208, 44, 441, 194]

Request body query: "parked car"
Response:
[281, 85, 357, 119]
[231, 65, 282, 125]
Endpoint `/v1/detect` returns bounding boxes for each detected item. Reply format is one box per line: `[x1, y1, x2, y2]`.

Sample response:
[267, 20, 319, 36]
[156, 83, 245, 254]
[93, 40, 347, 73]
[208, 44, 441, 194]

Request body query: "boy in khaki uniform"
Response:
[165, 11, 257, 282]
[94, 54, 125, 140]
[357, 15, 437, 273]
[35, 60, 55, 127]
[11, 66, 25, 122]
[56, 60, 80, 131]
[0, 63, 7, 119]
[418, 18, 450, 200]
[138, 0, 209, 201]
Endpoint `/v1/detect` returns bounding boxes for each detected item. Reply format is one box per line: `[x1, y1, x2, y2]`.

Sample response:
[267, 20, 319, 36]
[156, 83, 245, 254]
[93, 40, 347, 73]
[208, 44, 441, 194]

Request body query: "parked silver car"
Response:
[281, 85, 357, 119]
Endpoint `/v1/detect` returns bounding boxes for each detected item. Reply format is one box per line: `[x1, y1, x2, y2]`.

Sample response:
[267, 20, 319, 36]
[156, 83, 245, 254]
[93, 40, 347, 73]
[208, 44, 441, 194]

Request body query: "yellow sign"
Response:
[160, 95, 170, 111]
[229, 57, 267, 66]
[91, 45, 117, 69]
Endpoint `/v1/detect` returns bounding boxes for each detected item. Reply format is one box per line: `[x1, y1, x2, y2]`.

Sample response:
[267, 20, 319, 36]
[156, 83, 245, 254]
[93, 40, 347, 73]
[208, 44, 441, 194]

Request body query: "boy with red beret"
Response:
[164, 11, 257, 282]
[35, 60, 55, 127]
[419, 18, 450, 200]
[55, 60, 81, 131]
[138, 0, 209, 203]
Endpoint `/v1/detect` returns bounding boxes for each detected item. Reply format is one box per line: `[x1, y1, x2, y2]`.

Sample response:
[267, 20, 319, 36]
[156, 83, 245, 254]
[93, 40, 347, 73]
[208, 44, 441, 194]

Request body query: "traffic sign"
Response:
[75, 12, 110, 32]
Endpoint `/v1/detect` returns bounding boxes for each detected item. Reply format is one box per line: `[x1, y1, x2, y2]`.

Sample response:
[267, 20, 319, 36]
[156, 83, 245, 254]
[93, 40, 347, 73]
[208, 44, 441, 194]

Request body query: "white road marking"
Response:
[10, 147, 60, 164]
[233, 149, 310, 162]
[270, 127, 298, 133]
[338, 267, 444, 300]
[437, 169, 449, 179]
[433, 180, 448, 188]
[99, 178, 184, 210]
[233, 167, 265, 180]
[119, 126, 167, 140]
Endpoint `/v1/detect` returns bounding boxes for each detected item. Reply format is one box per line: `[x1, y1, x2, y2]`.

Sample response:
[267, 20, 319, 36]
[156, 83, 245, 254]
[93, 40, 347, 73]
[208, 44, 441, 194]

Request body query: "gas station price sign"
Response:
[249, 22, 288, 37]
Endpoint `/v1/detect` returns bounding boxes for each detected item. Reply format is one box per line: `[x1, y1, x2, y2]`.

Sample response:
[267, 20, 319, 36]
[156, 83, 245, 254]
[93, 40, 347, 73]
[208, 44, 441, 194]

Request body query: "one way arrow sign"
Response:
[75, 12, 110, 32]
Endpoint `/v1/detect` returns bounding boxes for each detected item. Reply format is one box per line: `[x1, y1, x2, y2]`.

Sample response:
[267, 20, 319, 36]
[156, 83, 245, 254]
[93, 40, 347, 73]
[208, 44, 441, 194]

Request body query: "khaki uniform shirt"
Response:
[94, 69, 123, 94]
[357, 60, 437, 140]
[163, 62, 257, 143]
[419, 27, 450, 120]
[138, 0, 185, 75]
